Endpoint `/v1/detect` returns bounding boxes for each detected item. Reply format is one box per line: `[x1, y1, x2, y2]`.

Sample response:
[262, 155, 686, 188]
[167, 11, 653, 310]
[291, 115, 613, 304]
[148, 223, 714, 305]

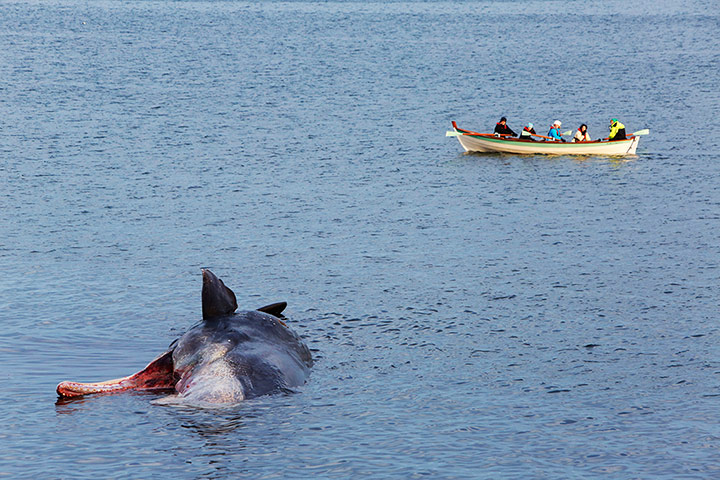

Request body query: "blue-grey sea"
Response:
[1, 0, 719, 478]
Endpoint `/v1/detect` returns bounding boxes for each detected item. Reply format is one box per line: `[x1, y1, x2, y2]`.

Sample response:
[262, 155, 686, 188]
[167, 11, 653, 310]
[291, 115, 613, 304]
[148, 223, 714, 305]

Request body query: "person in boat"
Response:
[494, 117, 517, 137]
[607, 118, 627, 140]
[573, 124, 591, 142]
[547, 120, 566, 142]
[518, 123, 537, 141]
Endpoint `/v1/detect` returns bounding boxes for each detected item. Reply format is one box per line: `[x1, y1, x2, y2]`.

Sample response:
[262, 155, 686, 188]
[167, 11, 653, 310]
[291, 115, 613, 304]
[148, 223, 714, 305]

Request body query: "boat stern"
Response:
[627, 136, 640, 154]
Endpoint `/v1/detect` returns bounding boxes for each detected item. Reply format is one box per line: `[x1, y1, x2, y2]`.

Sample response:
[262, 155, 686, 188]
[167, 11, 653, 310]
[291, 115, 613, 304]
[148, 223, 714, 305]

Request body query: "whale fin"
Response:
[257, 301, 287, 317]
[202, 269, 238, 319]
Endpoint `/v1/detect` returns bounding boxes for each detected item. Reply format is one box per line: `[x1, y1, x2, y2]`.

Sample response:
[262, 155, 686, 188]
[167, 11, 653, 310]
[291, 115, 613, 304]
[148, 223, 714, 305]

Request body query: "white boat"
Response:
[448, 122, 643, 156]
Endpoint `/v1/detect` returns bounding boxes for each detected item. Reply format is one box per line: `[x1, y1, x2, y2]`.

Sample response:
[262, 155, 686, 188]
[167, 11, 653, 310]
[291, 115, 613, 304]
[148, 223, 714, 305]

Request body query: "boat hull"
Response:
[455, 129, 640, 156]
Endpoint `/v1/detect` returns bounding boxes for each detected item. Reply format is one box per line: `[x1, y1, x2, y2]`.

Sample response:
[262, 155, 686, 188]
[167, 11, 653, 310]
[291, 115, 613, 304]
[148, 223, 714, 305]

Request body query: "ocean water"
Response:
[1, 0, 719, 478]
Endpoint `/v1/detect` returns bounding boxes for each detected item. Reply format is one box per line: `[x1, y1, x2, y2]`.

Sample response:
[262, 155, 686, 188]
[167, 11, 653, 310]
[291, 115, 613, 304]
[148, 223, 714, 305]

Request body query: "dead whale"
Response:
[57, 269, 312, 406]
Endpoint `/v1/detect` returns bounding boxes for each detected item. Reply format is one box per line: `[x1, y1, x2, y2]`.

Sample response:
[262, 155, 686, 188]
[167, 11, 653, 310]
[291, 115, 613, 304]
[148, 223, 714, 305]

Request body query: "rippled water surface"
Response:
[1, 0, 719, 478]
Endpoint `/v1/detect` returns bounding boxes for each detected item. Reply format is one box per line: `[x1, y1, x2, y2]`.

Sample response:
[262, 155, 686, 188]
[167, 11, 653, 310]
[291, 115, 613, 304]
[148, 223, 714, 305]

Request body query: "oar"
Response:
[523, 130, 572, 140]
[448, 122, 519, 138]
[600, 129, 650, 141]
[447, 130, 572, 140]
[446, 131, 514, 138]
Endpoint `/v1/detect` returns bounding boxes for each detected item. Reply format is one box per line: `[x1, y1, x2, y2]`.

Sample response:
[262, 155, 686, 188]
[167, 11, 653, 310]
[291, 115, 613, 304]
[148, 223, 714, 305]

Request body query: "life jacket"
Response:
[547, 128, 562, 140]
[609, 121, 626, 140]
[495, 123, 509, 134]
[519, 127, 536, 140]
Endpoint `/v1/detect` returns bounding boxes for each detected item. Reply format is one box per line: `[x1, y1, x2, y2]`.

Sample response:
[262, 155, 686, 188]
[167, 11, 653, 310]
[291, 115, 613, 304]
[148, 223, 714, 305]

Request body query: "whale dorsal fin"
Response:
[257, 301, 287, 318]
[201, 269, 238, 319]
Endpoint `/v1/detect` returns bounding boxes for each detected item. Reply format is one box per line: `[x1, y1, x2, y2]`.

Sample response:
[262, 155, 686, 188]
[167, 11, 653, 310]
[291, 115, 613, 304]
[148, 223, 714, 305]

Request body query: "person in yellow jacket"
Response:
[607, 119, 626, 140]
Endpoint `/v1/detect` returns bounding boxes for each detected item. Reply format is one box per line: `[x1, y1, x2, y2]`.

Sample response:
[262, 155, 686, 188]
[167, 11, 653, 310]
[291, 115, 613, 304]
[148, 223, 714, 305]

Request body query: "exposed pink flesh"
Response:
[56, 350, 177, 398]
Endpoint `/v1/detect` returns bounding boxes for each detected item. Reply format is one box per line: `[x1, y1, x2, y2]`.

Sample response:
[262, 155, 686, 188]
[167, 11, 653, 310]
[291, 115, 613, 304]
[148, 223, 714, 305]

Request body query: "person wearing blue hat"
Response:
[519, 122, 537, 141]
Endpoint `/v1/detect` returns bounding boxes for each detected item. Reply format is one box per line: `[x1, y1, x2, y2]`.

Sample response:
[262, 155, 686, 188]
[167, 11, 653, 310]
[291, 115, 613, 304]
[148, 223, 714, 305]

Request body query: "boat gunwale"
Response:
[453, 127, 636, 146]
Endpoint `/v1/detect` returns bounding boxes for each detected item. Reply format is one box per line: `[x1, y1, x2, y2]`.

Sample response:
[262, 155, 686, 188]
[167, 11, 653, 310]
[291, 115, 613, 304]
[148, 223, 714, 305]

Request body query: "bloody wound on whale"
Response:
[57, 269, 312, 405]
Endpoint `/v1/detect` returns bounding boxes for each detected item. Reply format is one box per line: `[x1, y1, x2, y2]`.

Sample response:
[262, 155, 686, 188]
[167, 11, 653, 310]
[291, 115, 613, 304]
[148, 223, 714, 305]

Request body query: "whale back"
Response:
[169, 310, 312, 405]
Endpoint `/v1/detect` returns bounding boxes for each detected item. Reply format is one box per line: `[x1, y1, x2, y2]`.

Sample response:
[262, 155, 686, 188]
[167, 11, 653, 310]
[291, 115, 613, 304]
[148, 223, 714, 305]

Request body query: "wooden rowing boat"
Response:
[448, 122, 642, 156]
